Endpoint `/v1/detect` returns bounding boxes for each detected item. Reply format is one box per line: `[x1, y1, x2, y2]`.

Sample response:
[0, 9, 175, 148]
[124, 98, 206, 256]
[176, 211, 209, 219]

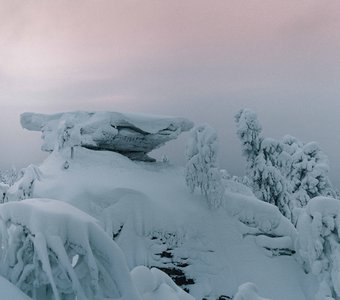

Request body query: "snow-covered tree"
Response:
[0, 167, 18, 186]
[289, 142, 337, 206]
[235, 109, 337, 221]
[5, 165, 42, 202]
[296, 196, 340, 300]
[235, 109, 292, 218]
[234, 108, 262, 164]
[185, 125, 224, 209]
[0, 198, 143, 300]
[252, 138, 292, 219]
[57, 119, 81, 159]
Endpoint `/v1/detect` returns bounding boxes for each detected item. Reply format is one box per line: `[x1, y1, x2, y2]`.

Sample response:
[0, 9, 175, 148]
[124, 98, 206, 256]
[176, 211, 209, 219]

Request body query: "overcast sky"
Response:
[1, 0, 340, 186]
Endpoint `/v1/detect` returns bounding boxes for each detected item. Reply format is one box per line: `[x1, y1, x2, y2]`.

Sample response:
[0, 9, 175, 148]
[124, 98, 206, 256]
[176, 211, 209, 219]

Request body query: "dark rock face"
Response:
[21, 111, 194, 161]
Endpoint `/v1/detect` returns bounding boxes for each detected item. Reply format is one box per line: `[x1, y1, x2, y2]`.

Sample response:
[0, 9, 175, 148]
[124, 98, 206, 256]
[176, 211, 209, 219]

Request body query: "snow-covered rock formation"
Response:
[21, 111, 194, 161]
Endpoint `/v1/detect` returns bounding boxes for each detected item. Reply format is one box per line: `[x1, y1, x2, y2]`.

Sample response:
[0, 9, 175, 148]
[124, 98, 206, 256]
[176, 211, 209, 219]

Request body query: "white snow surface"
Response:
[131, 266, 194, 300]
[21, 111, 193, 135]
[7, 147, 316, 300]
[233, 282, 270, 300]
[0, 276, 32, 299]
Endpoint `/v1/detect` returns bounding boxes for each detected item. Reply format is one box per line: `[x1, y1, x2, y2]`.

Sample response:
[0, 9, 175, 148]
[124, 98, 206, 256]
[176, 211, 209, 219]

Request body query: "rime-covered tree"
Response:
[289, 141, 337, 207]
[235, 109, 291, 218]
[0, 167, 18, 186]
[234, 108, 262, 164]
[296, 196, 340, 300]
[235, 109, 338, 221]
[5, 165, 43, 202]
[252, 138, 292, 218]
[185, 124, 224, 209]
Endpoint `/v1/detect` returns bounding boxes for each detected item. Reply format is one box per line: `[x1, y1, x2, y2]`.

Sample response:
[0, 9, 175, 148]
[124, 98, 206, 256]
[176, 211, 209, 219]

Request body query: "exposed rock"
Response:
[21, 111, 194, 161]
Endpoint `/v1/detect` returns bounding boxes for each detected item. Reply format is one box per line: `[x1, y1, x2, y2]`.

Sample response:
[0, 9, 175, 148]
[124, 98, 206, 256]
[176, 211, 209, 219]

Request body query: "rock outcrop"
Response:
[21, 111, 194, 161]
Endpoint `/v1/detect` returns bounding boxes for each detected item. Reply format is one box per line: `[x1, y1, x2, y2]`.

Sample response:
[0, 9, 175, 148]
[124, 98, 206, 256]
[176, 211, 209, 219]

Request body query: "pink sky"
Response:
[1, 0, 339, 98]
[1, 0, 340, 184]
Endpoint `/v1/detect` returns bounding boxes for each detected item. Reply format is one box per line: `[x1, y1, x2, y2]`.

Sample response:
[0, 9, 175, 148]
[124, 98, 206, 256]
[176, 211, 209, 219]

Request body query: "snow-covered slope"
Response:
[14, 147, 316, 299]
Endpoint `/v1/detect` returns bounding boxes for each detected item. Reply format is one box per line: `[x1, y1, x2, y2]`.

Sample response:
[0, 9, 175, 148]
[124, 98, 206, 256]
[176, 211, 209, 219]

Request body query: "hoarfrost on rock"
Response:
[21, 111, 194, 162]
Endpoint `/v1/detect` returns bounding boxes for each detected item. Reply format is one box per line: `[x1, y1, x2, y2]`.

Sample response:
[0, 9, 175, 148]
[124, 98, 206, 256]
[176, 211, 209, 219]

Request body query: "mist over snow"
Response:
[0, 0, 340, 187]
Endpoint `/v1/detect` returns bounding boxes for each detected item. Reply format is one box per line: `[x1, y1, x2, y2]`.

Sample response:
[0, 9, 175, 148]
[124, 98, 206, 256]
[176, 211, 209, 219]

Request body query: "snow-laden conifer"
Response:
[235, 109, 338, 220]
[235, 109, 292, 218]
[185, 125, 224, 209]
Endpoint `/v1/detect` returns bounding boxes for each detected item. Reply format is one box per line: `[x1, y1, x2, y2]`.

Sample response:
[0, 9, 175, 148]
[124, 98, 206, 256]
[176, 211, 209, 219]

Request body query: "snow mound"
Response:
[21, 111, 194, 161]
[234, 282, 270, 300]
[131, 266, 194, 300]
[225, 191, 297, 243]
